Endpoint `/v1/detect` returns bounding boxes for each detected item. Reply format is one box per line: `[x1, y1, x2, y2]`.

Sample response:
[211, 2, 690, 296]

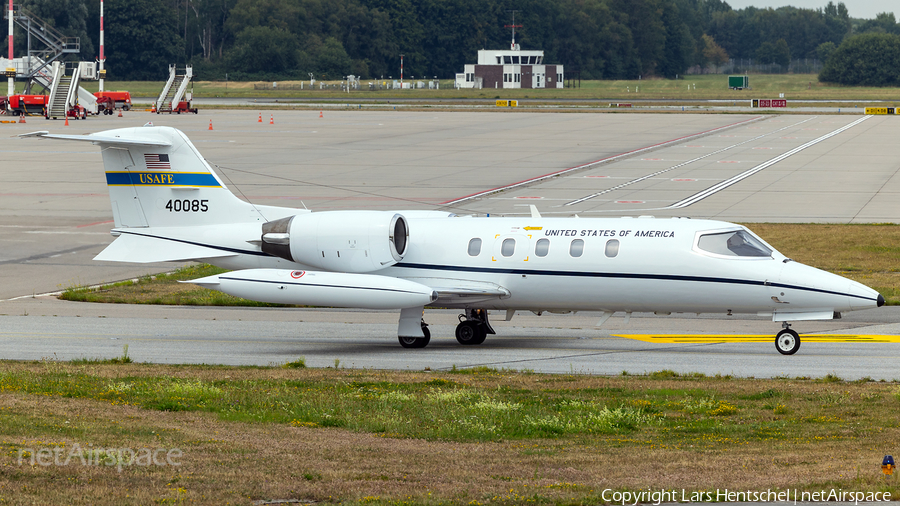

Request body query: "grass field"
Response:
[1, 362, 898, 504]
[60, 223, 900, 306]
[58, 74, 900, 103]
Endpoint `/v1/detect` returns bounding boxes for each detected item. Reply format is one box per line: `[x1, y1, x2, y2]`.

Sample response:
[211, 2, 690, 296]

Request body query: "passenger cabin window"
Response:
[569, 239, 584, 257]
[467, 238, 482, 256]
[697, 230, 772, 257]
[535, 238, 550, 257]
[605, 239, 619, 258]
[501, 238, 516, 257]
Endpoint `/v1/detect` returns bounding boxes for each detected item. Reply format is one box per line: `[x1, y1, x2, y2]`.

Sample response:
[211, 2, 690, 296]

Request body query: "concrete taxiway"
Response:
[2, 109, 899, 376]
[2, 296, 898, 379]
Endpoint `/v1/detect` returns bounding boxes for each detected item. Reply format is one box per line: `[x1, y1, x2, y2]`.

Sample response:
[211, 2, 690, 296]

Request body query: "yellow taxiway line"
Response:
[614, 334, 900, 344]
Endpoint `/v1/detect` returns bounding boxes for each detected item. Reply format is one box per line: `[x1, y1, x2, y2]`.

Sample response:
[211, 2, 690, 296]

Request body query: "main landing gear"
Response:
[398, 322, 430, 349]
[775, 322, 800, 355]
[455, 309, 494, 345]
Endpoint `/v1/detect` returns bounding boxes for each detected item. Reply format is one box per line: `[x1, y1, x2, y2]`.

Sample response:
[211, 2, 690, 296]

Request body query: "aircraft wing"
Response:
[401, 277, 510, 304]
[94, 232, 237, 263]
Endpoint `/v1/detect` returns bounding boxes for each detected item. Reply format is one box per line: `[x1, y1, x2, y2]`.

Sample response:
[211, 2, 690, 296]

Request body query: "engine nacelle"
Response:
[261, 211, 408, 273]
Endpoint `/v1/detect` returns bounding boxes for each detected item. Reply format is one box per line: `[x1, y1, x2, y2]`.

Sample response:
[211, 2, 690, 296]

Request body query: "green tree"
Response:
[815, 41, 836, 62]
[856, 12, 900, 35]
[105, 0, 183, 80]
[756, 38, 790, 67]
[819, 32, 900, 85]
[701, 34, 728, 73]
[316, 37, 352, 79]
[225, 26, 300, 75]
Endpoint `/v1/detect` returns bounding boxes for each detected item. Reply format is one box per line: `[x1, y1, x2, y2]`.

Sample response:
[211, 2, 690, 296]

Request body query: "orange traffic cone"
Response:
[258, 112, 262, 123]
[269, 114, 274, 125]
[118, 109, 123, 117]
[64, 116, 69, 126]
[17, 115, 25, 124]
[319, 110, 323, 118]
[208, 119, 213, 130]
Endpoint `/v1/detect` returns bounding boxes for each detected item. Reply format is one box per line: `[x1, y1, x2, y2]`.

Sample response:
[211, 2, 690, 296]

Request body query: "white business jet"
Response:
[23, 126, 884, 355]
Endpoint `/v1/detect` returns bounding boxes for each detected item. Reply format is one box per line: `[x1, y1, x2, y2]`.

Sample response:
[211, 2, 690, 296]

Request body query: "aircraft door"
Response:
[767, 262, 789, 305]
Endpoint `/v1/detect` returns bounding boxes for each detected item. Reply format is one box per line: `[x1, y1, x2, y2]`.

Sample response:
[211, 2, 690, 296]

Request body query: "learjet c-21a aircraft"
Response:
[23, 125, 884, 355]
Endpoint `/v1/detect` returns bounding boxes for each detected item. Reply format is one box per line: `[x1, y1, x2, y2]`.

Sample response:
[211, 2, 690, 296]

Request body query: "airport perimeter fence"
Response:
[686, 58, 823, 75]
[253, 80, 441, 91]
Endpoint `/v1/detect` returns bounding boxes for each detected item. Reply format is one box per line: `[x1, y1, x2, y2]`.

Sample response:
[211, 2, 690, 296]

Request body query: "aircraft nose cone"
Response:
[878, 294, 885, 307]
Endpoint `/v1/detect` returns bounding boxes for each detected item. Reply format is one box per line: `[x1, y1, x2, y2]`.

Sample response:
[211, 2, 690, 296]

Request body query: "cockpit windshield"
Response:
[697, 230, 772, 258]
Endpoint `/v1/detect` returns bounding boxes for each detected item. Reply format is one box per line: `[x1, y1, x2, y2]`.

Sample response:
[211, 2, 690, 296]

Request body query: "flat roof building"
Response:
[455, 48, 564, 90]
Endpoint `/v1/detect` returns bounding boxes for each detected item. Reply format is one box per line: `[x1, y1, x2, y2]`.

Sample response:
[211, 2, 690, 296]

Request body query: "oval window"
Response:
[501, 238, 516, 257]
[605, 239, 619, 258]
[467, 238, 482, 256]
[535, 238, 550, 257]
[569, 239, 584, 257]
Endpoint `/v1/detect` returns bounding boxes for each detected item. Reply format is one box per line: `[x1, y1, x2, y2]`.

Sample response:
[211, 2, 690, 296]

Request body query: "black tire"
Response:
[398, 326, 430, 349]
[775, 329, 800, 355]
[455, 321, 486, 345]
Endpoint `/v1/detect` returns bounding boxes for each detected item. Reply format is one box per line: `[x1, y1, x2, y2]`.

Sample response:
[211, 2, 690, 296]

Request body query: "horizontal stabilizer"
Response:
[94, 233, 237, 263]
[19, 131, 171, 147]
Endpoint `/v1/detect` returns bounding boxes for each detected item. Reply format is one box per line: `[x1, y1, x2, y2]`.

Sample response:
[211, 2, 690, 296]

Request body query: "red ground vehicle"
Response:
[66, 105, 87, 119]
[6, 95, 49, 116]
[94, 95, 116, 115]
[94, 91, 132, 111]
[173, 100, 198, 114]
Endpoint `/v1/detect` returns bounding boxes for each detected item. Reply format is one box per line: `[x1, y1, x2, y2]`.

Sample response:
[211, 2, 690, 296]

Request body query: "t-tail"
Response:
[21, 126, 300, 263]
[23, 126, 269, 228]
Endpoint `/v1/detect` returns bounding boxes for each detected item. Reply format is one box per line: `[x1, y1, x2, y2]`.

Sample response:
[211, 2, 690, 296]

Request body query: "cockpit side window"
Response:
[697, 230, 772, 258]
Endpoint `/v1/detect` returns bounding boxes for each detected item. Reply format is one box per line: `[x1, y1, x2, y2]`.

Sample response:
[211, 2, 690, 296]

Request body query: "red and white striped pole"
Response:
[98, 0, 104, 92]
[400, 54, 403, 85]
[8, 0, 13, 96]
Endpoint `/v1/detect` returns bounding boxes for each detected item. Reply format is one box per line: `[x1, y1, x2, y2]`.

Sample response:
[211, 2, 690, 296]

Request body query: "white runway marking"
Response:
[564, 117, 816, 206]
[667, 116, 870, 209]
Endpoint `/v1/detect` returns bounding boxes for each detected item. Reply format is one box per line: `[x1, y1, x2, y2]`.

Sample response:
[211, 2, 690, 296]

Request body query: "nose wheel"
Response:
[775, 328, 800, 355]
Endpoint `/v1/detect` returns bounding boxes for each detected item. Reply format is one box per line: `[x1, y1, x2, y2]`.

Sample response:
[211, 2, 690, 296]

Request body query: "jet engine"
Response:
[260, 211, 408, 273]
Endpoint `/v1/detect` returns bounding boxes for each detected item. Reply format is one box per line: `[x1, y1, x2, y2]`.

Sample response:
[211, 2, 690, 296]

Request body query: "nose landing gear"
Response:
[455, 308, 494, 345]
[775, 322, 800, 355]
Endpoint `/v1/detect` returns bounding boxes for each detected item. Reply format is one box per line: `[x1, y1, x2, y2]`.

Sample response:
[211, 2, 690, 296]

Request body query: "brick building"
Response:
[455, 48, 564, 90]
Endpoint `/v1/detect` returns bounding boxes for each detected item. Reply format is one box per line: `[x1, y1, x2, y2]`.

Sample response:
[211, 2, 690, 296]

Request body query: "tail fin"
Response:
[22, 126, 261, 228]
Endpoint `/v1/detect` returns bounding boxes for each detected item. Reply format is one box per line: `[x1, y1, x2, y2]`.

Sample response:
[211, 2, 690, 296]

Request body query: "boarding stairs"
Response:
[156, 65, 193, 113]
[22, 59, 98, 116]
[45, 61, 95, 118]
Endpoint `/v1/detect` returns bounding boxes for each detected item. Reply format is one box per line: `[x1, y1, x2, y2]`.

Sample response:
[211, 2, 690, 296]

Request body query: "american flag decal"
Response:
[144, 153, 171, 170]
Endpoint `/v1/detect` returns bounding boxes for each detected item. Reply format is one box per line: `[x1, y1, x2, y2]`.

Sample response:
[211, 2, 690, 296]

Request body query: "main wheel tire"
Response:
[775, 329, 800, 355]
[455, 321, 486, 345]
[398, 326, 430, 349]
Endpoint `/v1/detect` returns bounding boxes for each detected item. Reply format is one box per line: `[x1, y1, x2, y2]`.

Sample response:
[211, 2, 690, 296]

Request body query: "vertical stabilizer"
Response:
[23, 126, 265, 228]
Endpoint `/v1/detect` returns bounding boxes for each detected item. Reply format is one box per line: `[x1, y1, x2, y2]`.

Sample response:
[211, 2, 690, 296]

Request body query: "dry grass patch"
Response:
[0, 362, 898, 504]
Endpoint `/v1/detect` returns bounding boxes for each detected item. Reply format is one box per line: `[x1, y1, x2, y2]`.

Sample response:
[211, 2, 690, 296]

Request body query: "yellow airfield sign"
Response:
[614, 334, 900, 344]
